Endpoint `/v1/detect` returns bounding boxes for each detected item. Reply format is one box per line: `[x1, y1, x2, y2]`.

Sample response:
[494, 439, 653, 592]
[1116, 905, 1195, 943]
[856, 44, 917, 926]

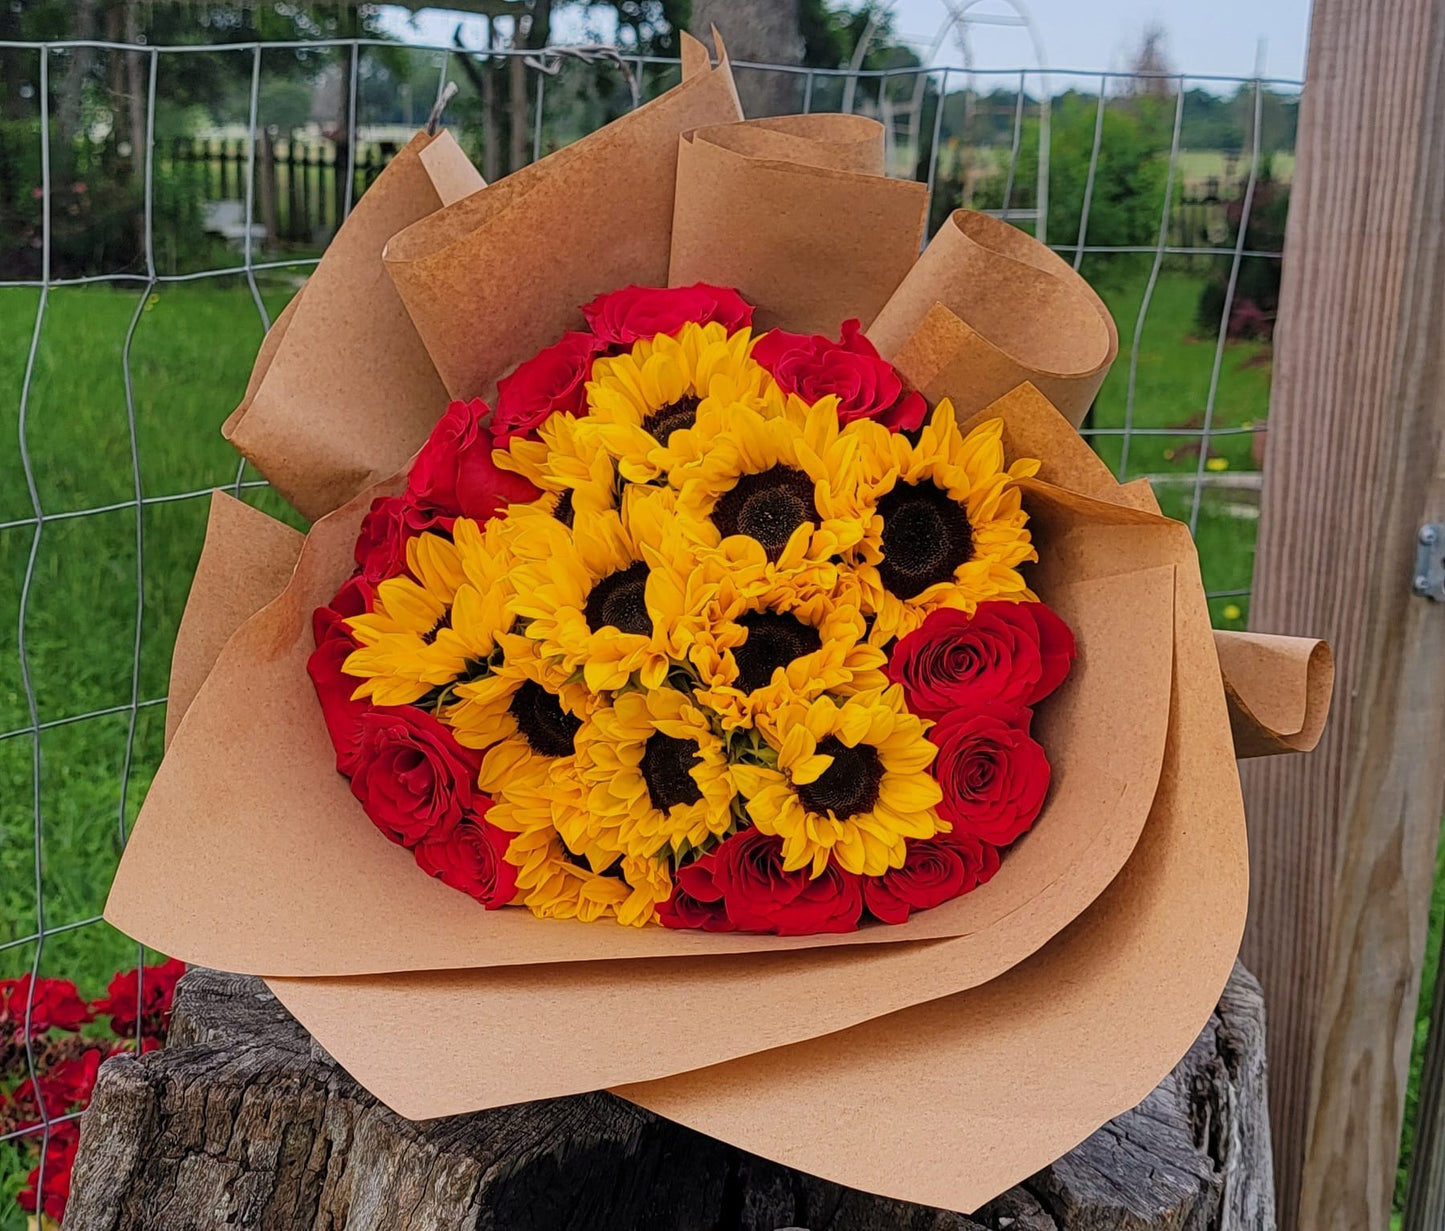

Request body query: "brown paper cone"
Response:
[667, 115, 926, 333]
[1216, 630, 1334, 757]
[223, 129, 483, 521]
[869, 212, 1119, 427]
[164, 492, 303, 749]
[382, 32, 743, 402]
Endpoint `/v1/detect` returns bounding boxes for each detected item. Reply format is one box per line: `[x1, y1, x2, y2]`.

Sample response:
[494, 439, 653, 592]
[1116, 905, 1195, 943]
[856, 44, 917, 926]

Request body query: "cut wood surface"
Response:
[63, 965, 1274, 1230]
[1238, 0, 1445, 1229]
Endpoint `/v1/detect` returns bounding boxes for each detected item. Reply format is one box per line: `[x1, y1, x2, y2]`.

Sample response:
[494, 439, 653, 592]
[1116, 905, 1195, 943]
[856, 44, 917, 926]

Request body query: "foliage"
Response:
[1195, 159, 1290, 341]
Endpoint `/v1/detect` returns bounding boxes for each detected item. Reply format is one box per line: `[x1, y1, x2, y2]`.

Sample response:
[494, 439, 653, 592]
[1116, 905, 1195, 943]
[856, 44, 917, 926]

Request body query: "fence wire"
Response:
[0, 36, 1295, 1211]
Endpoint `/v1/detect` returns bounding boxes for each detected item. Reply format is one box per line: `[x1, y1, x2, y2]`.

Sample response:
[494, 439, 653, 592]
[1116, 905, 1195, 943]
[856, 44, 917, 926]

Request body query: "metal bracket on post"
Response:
[1414, 524, 1445, 601]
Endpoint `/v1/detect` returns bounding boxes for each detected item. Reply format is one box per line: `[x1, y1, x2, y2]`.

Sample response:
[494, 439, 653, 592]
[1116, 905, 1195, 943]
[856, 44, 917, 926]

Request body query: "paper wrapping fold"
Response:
[164, 492, 303, 748]
[382, 32, 743, 402]
[221, 130, 482, 522]
[869, 211, 1119, 427]
[1216, 630, 1334, 757]
[667, 115, 926, 333]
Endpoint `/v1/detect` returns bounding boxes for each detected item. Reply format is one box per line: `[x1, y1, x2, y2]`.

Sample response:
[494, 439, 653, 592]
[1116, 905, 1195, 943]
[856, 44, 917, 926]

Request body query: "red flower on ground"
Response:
[18, 1122, 79, 1223]
[660, 827, 863, 936]
[0, 975, 90, 1043]
[887, 601, 1076, 719]
[751, 318, 927, 431]
[349, 707, 484, 848]
[95, 959, 186, 1043]
[929, 704, 1052, 847]
[308, 575, 376, 776]
[581, 283, 755, 347]
[353, 494, 454, 585]
[493, 330, 606, 444]
[408, 398, 541, 522]
[862, 833, 1001, 924]
[413, 811, 519, 908]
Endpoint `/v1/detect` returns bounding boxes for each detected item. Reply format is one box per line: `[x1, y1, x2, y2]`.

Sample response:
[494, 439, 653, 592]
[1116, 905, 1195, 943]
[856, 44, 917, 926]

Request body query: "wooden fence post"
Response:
[1238, 1, 1445, 1229]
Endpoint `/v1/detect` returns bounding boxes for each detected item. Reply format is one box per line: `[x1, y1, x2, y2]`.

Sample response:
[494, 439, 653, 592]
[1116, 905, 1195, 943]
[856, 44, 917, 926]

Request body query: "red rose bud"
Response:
[493, 330, 605, 444]
[348, 707, 484, 848]
[408, 398, 541, 522]
[888, 601, 1077, 719]
[709, 827, 863, 936]
[308, 576, 376, 776]
[414, 813, 520, 909]
[752, 318, 927, 432]
[862, 833, 1001, 924]
[581, 283, 755, 347]
[657, 849, 735, 932]
[95, 957, 186, 1042]
[354, 495, 454, 584]
[929, 705, 1051, 847]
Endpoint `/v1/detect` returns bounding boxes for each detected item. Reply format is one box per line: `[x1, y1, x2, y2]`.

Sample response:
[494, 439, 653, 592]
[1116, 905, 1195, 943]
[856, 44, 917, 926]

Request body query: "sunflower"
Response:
[494, 408, 620, 544]
[690, 560, 887, 731]
[581, 321, 781, 484]
[574, 686, 737, 863]
[503, 825, 633, 923]
[673, 396, 867, 567]
[732, 686, 945, 877]
[844, 406, 1040, 642]
[342, 520, 513, 706]
[508, 498, 715, 692]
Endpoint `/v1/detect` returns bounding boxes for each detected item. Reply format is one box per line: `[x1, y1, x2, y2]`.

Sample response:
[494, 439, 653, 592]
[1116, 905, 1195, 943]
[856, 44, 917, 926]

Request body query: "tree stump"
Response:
[62, 963, 1274, 1230]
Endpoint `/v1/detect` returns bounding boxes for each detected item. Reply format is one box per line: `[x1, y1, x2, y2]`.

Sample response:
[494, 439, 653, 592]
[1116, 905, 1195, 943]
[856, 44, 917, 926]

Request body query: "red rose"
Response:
[929, 705, 1051, 847]
[581, 283, 755, 347]
[94, 958, 186, 1042]
[888, 601, 1076, 719]
[862, 833, 1001, 924]
[1, 975, 90, 1041]
[408, 398, 541, 522]
[414, 812, 519, 909]
[349, 707, 483, 848]
[354, 495, 453, 584]
[657, 853, 735, 932]
[309, 576, 376, 776]
[18, 1122, 78, 1222]
[493, 330, 605, 444]
[752, 318, 927, 431]
[710, 827, 863, 936]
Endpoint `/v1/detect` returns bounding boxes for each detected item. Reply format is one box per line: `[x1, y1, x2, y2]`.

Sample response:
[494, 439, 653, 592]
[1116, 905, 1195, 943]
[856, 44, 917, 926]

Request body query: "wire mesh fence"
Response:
[0, 35, 1296, 1222]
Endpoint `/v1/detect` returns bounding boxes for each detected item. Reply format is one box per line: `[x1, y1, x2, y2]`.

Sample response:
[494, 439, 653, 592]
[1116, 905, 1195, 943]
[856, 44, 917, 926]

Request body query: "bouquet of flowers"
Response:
[106, 32, 1332, 1214]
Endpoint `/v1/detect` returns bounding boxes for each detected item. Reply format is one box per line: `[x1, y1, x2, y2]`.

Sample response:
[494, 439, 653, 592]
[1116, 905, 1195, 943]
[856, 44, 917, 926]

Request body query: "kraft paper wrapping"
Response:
[382, 32, 744, 402]
[1216, 630, 1334, 757]
[223, 129, 483, 521]
[163, 492, 303, 749]
[108, 91, 1339, 1213]
[667, 115, 926, 333]
[868, 211, 1119, 427]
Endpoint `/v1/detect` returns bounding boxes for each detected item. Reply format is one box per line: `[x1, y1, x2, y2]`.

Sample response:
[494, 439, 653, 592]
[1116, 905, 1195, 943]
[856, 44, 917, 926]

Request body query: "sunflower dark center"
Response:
[421, 611, 451, 645]
[584, 560, 652, 638]
[552, 488, 575, 528]
[508, 679, 581, 758]
[710, 465, 818, 562]
[641, 394, 701, 444]
[640, 733, 704, 812]
[731, 611, 822, 694]
[796, 735, 884, 819]
[876, 481, 975, 600]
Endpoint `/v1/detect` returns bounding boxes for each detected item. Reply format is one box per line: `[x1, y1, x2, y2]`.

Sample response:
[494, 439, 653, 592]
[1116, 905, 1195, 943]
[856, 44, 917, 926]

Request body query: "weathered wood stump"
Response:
[62, 964, 1274, 1230]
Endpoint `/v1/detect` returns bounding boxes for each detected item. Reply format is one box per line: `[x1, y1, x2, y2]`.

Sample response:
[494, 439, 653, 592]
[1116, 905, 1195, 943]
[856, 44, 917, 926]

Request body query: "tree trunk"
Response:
[62, 964, 1275, 1230]
[690, 0, 805, 118]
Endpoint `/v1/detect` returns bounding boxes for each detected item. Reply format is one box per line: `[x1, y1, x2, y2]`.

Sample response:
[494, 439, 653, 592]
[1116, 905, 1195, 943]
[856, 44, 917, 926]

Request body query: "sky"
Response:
[376, 0, 1313, 86]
